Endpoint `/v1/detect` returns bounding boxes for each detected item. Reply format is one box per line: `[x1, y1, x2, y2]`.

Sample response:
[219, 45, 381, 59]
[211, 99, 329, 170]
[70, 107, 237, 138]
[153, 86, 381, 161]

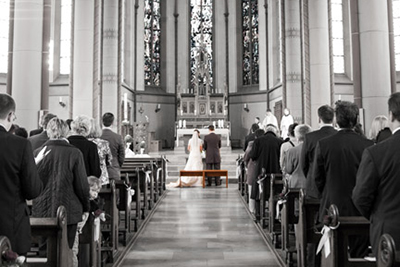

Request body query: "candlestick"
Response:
[123, 93, 128, 121]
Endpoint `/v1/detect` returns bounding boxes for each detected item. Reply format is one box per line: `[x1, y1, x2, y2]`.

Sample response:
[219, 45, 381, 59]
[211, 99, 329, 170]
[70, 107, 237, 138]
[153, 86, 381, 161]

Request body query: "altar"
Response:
[176, 128, 230, 147]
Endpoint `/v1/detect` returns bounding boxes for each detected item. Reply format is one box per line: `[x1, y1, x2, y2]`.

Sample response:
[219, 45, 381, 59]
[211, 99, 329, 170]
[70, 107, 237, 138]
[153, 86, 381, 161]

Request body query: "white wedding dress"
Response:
[168, 132, 203, 187]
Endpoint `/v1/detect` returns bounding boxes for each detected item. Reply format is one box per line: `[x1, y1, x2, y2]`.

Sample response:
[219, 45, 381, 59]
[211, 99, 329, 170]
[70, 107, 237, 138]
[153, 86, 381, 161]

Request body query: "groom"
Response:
[203, 125, 222, 186]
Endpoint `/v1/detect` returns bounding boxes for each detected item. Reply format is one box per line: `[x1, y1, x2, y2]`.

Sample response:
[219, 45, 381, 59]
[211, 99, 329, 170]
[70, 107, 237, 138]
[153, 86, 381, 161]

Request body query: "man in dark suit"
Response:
[300, 105, 336, 199]
[101, 112, 125, 180]
[0, 93, 43, 255]
[243, 123, 259, 151]
[313, 101, 373, 258]
[28, 113, 57, 151]
[249, 124, 283, 219]
[203, 125, 221, 186]
[353, 92, 400, 256]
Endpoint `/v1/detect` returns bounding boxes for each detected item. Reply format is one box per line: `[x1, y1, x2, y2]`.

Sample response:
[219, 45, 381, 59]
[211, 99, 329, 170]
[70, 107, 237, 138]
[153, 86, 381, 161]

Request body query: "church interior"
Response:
[0, 0, 399, 266]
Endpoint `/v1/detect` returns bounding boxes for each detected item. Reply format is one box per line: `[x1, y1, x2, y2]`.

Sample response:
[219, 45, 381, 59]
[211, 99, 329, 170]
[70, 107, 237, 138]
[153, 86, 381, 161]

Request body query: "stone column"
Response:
[358, 0, 391, 132]
[72, 0, 95, 117]
[227, 0, 237, 94]
[308, 0, 331, 128]
[101, 0, 120, 120]
[284, 0, 303, 122]
[12, 0, 44, 131]
[214, 0, 226, 93]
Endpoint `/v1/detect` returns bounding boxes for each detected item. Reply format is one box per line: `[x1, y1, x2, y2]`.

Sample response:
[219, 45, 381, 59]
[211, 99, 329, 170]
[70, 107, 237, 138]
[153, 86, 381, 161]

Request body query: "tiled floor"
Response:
[120, 187, 280, 267]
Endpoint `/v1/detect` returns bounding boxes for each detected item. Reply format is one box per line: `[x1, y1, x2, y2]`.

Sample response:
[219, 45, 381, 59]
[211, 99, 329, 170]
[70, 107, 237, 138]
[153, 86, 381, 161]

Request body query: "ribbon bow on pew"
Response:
[316, 205, 340, 257]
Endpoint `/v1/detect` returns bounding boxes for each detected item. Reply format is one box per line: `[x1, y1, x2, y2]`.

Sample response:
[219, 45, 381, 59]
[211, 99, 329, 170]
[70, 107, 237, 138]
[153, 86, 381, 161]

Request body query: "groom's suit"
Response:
[203, 131, 221, 185]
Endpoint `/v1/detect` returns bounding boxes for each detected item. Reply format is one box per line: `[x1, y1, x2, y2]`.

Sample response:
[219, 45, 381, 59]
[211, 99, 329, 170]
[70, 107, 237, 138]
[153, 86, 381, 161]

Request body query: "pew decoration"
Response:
[0, 236, 25, 267]
[317, 205, 340, 258]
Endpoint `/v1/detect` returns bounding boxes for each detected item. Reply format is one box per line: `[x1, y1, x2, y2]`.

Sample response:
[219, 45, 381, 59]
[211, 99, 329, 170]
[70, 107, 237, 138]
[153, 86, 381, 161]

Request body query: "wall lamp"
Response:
[243, 103, 249, 112]
[59, 97, 66, 108]
[155, 103, 161, 113]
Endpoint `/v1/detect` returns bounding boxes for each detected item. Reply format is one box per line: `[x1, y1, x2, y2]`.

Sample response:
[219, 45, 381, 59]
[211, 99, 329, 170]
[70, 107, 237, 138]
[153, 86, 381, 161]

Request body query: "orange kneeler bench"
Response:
[179, 170, 229, 188]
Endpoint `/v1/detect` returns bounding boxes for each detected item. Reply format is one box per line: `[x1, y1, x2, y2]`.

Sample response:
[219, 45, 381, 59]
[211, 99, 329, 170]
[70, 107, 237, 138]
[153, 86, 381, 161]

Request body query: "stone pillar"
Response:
[164, 0, 175, 94]
[101, 0, 120, 120]
[308, 0, 331, 128]
[12, 0, 44, 131]
[358, 0, 391, 133]
[72, 0, 95, 117]
[214, 0, 226, 93]
[227, 0, 237, 94]
[284, 0, 303, 122]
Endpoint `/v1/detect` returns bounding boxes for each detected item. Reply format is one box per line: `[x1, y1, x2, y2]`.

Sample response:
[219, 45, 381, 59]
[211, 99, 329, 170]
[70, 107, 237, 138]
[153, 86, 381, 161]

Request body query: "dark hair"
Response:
[102, 112, 114, 127]
[14, 127, 28, 138]
[354, 123, 365, 138]
[254, 129, 265, 138]
[66, 119, 73, 130]
[288, 123, 298, 137]
[318, 105, 334, 123]
[266, 108, 272, 112]
[335, 101, 359, 129]
[388, 92, 400, 122]
[255, 116, 260, 120]
[250, 123, 259, 133]
[194, 129, 200, 134]
[42, 113, 57, 129]
[208, 125, 215, 131]
[0, 93, 15, 120]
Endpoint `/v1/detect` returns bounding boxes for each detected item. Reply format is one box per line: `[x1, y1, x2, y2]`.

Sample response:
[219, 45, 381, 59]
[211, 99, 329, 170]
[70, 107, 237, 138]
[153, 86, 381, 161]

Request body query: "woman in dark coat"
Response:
[32, 118, 90, 250]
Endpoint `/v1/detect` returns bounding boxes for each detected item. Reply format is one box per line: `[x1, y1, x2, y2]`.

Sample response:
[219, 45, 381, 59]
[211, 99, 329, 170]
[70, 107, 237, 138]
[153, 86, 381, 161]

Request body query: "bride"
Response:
[168, 130, 204, 187]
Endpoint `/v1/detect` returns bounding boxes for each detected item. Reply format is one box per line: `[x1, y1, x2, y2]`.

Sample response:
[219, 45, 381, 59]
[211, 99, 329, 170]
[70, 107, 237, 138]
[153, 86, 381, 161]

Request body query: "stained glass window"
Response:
[60, 0, 72, 74]
[144, 0, 160, 86]
[393, 0, 400, 71]
[331, 0, 345, 74]
[190, 0, 213, 94]
[242, 0, 259, 85]
[0, 0, 10, 73]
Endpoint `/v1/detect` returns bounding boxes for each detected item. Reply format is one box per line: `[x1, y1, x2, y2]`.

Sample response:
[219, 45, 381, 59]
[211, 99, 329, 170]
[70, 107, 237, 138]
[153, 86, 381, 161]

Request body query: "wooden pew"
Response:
[98, 180, 118, 264]
[120, 165, 142, 226]
[28, 205, 72, 267]
[268, 173, 284, 248]
[296, 189, 321, 267]
[320, 204, 375, 267]
[236, 155, 246, 196]
[280, 178, 300, 266]
[378, 234, 400, 267]
[204, 169, 229, 188]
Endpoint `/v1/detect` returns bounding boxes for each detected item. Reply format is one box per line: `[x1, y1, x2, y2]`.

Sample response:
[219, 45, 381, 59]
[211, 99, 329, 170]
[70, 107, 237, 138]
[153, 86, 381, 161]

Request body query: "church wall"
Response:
[136, 93, 176, 149]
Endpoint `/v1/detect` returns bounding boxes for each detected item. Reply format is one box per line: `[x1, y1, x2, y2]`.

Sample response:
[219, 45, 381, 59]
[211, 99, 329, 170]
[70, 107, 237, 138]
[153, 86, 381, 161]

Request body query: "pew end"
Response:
[28, 205, 73, 267]
[320, 204, 375, 267]
[378, 234, 400, 267]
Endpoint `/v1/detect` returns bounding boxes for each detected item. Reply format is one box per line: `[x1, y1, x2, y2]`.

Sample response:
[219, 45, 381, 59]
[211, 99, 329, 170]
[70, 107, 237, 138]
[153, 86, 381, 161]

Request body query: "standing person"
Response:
[280, 108, 294, 140]
[353, 92, 400, 256]
[68, 115, 101, 178]
[299, 105, 336, 267]
[0, 93, 44, 255]
[262, 109, 279, 130]
[88, 118, 113, 186]
[101, 113, 125, 180]
[203, 125, 222, 186]
[168, 130, 204, 187]
[313, 101, 373, 258]
[249, 124, 283, 219]
[28, 113, 57, 151]
[369, 115, 392, 143]
[32, 118, 90, 266]
[244, 123, 259, 151]
[300, 105, 336, 200]
[243, 128, 264, 214]
[254, 117, 262, 129]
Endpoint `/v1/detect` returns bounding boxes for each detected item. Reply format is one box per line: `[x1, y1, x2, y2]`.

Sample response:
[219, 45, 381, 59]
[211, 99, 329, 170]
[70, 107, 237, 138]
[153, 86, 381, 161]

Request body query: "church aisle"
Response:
[119, 188, 280, 267]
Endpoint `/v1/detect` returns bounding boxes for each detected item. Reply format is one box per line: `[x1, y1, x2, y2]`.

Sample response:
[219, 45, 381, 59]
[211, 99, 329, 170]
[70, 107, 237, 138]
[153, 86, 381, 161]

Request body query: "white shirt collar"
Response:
[392, 127, 400, 134]
[0, 123, 6, 130]
[103, 126, 113, 131]
[319, 123, 333, 129]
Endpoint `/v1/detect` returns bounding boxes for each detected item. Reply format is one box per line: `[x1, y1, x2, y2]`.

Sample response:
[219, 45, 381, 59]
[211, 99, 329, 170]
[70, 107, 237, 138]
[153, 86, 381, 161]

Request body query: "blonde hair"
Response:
[47, 118, 69, 139]
[369, 115, 389, 140]
[87, 118, 102, 138]
[71, 115, 91, 137]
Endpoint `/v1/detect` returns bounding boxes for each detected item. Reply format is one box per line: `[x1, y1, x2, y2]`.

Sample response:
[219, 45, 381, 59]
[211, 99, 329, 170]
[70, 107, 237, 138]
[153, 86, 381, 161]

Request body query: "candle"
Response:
[209, 109, 212, 116]
[194, 109, 197, 115]
[179, 120, 182, 128]
[124, 93, 128, 121]
[180, 109, 183, 115]
[183, 120, 186, 128]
